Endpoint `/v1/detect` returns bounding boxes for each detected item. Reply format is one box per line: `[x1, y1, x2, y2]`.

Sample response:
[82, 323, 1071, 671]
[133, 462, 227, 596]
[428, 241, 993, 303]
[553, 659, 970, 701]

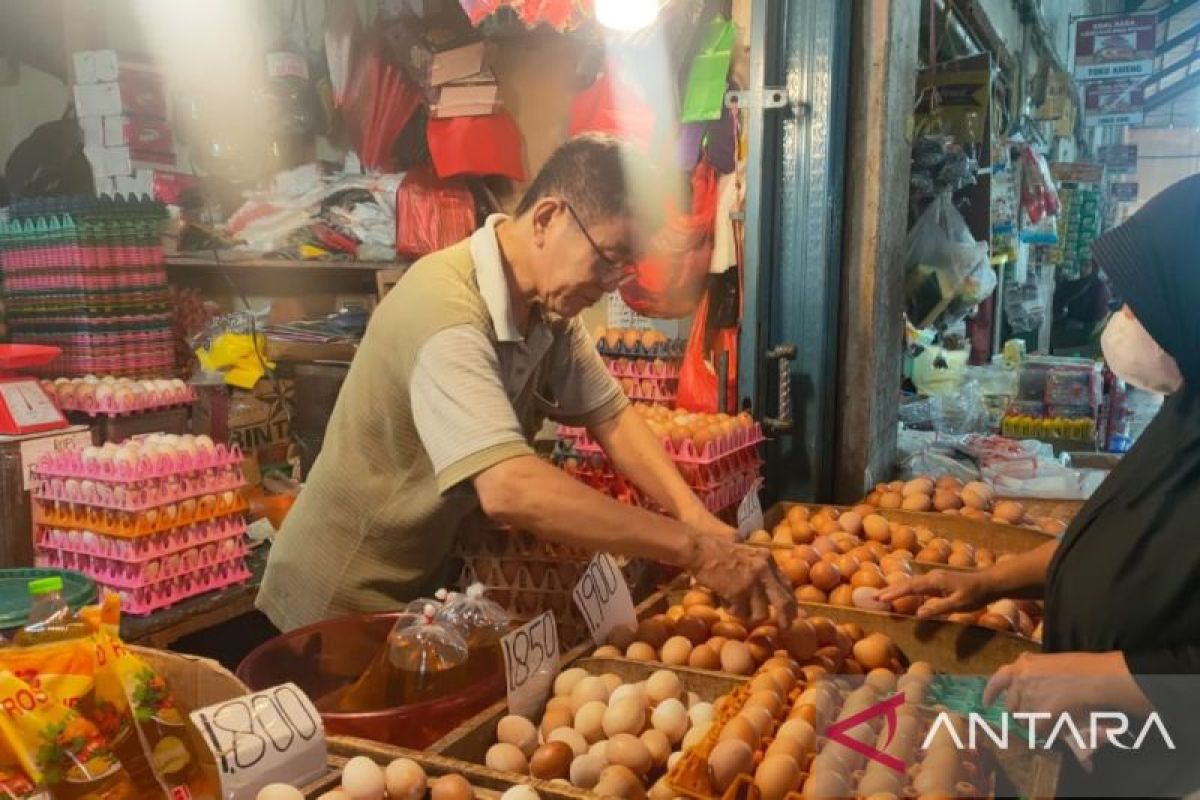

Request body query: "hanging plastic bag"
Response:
[427, 110, 526, 181]
[395, 165, 477, 259]
[904, 193, 989, 328]
[681, 17, 735, 123]
[620, 161, 719, 318]
[677, 287, 738, 413]
[341, 27, 424, 172]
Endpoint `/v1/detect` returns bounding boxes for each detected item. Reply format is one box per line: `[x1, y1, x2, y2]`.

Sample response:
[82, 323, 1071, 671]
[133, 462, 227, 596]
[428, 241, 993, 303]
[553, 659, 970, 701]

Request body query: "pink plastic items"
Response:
[41, 376, 196, 416]
[33, 439, 241, 481]
[558, 421, 765, 465]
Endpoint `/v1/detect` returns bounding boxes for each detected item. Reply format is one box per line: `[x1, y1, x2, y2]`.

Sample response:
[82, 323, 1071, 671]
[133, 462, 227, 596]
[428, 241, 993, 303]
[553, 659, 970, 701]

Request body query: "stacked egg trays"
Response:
[555, 425, 765, 515]
[604, 356, 681, 405]
[454, 527, 653, 648]
[31, 440, 251, 615]
[40, 376, 196, 416]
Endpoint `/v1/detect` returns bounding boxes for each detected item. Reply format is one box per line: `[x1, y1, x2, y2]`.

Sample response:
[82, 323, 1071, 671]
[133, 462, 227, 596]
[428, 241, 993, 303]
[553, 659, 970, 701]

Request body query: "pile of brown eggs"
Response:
[593, 587, 905, 677]
[861, 475, 1067, 535]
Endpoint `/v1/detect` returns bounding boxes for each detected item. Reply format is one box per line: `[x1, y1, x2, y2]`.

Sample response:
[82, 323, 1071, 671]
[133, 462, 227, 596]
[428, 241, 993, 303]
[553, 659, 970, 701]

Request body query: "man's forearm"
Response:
[475, 455, 699, 566]
[589, 407, 709, 523]
[983, 538, 1059, 600]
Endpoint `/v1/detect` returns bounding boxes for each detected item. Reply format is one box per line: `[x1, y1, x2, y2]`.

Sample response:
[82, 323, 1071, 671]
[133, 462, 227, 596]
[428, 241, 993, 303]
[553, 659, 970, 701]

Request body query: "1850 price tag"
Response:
[189, 682, 327, 800]
[502, 610, 560, 718]
[736, 478, 765, 541]
[573, 553, 637, 646]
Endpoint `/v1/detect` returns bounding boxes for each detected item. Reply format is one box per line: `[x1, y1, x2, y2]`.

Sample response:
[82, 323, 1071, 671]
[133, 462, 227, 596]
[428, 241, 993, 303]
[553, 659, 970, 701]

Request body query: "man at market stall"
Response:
[258, 134, 793, 633]
[881, 174, 1200, 796]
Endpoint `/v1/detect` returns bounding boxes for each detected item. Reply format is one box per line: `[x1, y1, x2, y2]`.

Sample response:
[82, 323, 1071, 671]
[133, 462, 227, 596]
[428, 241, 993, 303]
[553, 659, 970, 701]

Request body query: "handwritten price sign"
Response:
[502, 610, 560, 718]
[189, 682, 327, 800]
[736, 478, 765, 540]
[573, 552, 637, 646]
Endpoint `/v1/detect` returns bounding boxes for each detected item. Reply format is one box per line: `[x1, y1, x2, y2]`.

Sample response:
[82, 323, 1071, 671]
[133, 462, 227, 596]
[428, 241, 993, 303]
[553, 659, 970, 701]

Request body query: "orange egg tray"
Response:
[32, 494, 249, 538]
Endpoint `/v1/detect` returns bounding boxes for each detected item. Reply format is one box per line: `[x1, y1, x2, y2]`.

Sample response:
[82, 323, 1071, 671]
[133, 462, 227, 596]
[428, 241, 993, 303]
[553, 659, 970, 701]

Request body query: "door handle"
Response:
[763, 344, 796, 433]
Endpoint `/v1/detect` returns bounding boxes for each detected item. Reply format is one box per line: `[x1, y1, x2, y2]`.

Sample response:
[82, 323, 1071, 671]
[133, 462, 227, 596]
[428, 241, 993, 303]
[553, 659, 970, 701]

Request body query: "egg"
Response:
[640, 728, 671, 768]
[540, 706, 574, 739]
[718, 716, 760, 750]
[852, 634, 893, 670]
[256, 784, 305, 800]
[573, 700, 608, 743]
[687, 701, 715, 727]
[659, 636, 693, 666]
[317, 790, 350, 800]
[754, 754, 802, 800]
[644, 670, 682, 704]
[570, 676, 610, 711]
[593, 645, 622, 658]
[500, 786, 539, 800]
[708, 738, 754, 793]
[486, 743, 529, 773]
[548, 727, 589, 758]
[384, 758, 427, 800]
[602, 698, 645, 738]
[687, 644, 720, 671]
[809, 561, 842, 592]
[600, 673, 623, 695]
[593, 765, 646, 800]
[719, 641, 754, 675]
[569, 753, 606, 788]
[431, 774, 475, 800]
[605, 732, 652, 775]
[529, 742, 573, 780]
[650, 697, 688, 743]
[994, 500, 1026, 524]
[625, 642, 657, 662]
[609, 684, 643, 707]
[681, 720, 712, 750]
[554, 668, 589, 697]
[636, 617, 673, 649]
[341, 756, 385, 800]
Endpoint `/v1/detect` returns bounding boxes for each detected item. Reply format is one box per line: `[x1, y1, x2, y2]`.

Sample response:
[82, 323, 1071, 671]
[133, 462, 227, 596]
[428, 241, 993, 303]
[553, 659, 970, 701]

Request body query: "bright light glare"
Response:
[595, 0, 659, 31]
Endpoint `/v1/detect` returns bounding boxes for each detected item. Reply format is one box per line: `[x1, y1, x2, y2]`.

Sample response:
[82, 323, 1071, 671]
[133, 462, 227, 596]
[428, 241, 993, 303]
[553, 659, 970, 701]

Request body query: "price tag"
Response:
[502, 610, 560, 718]
[736, 478, 765, 541]
[189, 683, 327, 800]
[573, 553, 637, 646]
[18, 427, 92, 490]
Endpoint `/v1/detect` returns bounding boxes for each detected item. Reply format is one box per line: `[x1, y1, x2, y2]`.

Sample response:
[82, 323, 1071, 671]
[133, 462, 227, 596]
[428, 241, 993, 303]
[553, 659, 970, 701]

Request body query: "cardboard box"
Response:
[102, 115, 175, 153]
[430, 41, 485, 86]
[229, 378, 295, 466]
[433, 80, 500, 118]
[73, 72, 168, 119]
[74, 49, 157, 84]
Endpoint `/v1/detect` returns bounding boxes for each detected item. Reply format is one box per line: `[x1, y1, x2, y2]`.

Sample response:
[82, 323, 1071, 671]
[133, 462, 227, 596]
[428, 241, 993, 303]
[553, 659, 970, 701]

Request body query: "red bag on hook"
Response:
[677, 290, 738, 413]
[619, 160, 719, 318]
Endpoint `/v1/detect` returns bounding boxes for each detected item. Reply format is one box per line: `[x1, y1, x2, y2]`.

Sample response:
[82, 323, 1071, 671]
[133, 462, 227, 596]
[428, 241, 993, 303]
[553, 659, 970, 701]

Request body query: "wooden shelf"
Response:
[166, 254, 408, 296]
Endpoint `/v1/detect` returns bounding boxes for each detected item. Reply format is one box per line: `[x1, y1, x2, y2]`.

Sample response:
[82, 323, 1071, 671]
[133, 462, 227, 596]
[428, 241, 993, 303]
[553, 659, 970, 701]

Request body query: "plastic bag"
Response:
[677, 290, 738, 413]
[395, 165, 477, 259]
[427, 110, 525, 181]
[325, 0, 361, 108]
[620, 161, 718, 318]
[681, 17, 735, 123]
[904, 193, 989, 328]
[341, 26, 424, 172]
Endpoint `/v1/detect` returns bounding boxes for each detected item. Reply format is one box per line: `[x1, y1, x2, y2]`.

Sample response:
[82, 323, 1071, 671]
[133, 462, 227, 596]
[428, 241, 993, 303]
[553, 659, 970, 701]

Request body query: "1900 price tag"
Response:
[189, 682, 326, 800]
[736, 478, 765, 541]
[573, 553, 637, 646]
[502, 610, 560, 718]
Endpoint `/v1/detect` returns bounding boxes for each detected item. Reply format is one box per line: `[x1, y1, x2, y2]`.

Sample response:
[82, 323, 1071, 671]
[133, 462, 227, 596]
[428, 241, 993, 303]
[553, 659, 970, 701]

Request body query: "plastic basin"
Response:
[236, 612, 505, 749]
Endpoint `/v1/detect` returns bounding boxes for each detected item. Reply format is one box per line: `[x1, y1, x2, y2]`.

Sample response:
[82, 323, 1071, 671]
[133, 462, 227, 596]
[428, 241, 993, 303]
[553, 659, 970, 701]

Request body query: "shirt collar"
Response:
[470, 213, 524, 343]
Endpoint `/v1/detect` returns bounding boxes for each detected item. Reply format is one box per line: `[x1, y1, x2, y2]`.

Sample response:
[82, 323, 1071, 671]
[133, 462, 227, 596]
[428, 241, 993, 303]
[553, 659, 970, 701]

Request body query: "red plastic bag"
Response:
[427, 110, 526, 181]
[342, 27, 423, 172]
[395, 165, 478, 259]
[619, 161, 718, 318]
[677, 290, 738, 413]
[568, 73, 657, 153]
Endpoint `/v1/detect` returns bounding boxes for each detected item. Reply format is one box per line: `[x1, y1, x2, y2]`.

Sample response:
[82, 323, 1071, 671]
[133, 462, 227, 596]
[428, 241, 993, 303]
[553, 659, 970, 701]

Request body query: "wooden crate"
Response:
[765, 502, 1055, 555]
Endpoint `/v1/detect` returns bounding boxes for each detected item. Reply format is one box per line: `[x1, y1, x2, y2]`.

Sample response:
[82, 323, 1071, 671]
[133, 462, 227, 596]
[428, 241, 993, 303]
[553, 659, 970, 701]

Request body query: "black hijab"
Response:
[1043, 174, 1200, 796]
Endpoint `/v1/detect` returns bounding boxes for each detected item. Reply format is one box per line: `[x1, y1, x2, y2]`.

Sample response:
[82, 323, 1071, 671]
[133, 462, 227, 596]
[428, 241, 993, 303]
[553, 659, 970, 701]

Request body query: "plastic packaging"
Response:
[26, 576, 67, 625]
[435, 584, 509, 685]
[904, 193, 990, 329]
[394, 165, 476, 259]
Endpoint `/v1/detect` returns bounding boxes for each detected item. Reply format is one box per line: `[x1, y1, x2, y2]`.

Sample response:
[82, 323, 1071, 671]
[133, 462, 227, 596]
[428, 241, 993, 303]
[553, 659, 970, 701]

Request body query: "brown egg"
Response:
[640, 729, 671, 768]
[670, 615, 708, 647]
[593, 765, 646, 800]
[607, 625, 637, 650]
[809, 617, 838, 646]
[836, 511, 863, 536]
[851, 566, 887, 589]
[976, 548, 996, 567]
[709, 738, 755, 793]
[794, 585, 827, 603]
[541, 707, 574, 739]
[853, 634, 893, 669]
[890, 527, 918, 553]
[530, 742, 574, 780]
[593, 645, 622, 658]
[711, 621, 749, 641]
[960, 487, 989, 510]
[975, 613, 1014, 631]
[688, 644, 721, 670]
[606, 733, 653, 776]
[685, 604, 720, 627]
[936, 475, 964, 491]
[430, 774, 474, 800]
[777, 554, 810, 586]
[744, 689, 784, 720]
[659, 636, 693, 666]
[1038, 518, 1067, 535]
[754, 754, 802, 800]
[891, 595, 924, 616]
[496, 715, 539, 756]
[900, 493, 932, 512]
[829, 584, 854, 607]
[747, 529, 773, 545]
[625, 642, 657, 662]
[706, 635, 728, 654]
[932, 489, 963, 511]
[947, 551, 974, 568]
[682, 588, 715, 608]
[902, 477, 934, 497]
[808, 561, 842, 592]
[780, 620, 819, 661]
[993, 500, 1026, 524]
[862, 514, 890, 542]
[786, 505, 811, 526]
[636, 617, 673, 650]
[915, 546, 947, 564]
[720, 641, 755, 675]
[878, 492, 903, 509]
[833, 553, 860, 577]
[802, 769, 849, 800]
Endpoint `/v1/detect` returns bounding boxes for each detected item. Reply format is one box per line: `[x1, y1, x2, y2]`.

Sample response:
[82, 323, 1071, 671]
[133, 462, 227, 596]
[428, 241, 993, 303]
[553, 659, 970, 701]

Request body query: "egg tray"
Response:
[91, 556, 252, 616]
[457, 554, 650, 598]
[33, 494, 249, 538]
[32, 469, 244, 512]
[604, 357, 682, 379]
[35, 516, 247, 562]
[36, 534, 247, 589]
[558, 424, 765, 466]
[556, 447, 763, 493]
[617, 379, 678, 404]
[31, 443, 244, 482]
[596, 339, 686, 359]
[43, 384, 196, 416]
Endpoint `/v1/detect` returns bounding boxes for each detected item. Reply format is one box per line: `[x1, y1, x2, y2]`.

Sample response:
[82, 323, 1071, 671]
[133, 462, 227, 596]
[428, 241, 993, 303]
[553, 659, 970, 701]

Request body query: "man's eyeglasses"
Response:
[564, 202, 628, 276]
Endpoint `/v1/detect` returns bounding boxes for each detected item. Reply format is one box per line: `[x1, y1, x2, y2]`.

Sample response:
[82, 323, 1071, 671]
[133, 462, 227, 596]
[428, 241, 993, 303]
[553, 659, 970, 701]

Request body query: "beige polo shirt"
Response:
[257, 215, 627, 631]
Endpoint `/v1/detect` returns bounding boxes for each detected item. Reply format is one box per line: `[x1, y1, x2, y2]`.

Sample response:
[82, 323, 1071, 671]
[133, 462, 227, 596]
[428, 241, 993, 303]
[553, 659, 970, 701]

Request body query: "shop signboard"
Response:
[1084, 78, 1145, 126]
[1100, 144, 1138, 172]
[1111, 182, 1139, 201]
[1051, 162, 1104, 184]
[1074, 13, 1158, 81]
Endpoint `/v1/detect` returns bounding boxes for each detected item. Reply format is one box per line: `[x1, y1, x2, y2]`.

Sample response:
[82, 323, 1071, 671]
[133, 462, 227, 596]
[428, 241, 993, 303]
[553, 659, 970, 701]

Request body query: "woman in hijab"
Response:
[882, 173, 1200, 796]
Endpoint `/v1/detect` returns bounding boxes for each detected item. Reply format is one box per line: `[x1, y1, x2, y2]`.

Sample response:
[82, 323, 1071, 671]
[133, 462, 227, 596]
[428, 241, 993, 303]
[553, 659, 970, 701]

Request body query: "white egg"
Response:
[195, 435, 215, 451]
[500, 786, 540, 800]
[341, 756, 385, 800]
[688, 702, 715, 726]
[82, 446, 101, 465]
[255, 784, 304, 800]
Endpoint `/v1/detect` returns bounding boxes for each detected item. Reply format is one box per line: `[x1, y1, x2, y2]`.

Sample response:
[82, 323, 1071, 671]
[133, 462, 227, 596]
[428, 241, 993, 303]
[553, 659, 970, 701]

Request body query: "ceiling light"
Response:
[595, 0, 659, 31]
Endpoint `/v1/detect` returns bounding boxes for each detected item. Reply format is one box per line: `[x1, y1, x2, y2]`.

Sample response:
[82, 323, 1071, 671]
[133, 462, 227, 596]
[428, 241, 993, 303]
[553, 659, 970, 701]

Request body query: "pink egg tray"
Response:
[33, 468, 244, 511]
[33, 443, 243, 482]
[560, 446, 763, 492]
[44, 383, 196, 416]
[603, 357, 681, 379]
[616, 378, 677, 403]
[558, 422, 765, 465]
[596, 340, 684, 359]
[36, 517, 247, 562]
[33, 496, 248, 538]
[37, 534, 247, 589]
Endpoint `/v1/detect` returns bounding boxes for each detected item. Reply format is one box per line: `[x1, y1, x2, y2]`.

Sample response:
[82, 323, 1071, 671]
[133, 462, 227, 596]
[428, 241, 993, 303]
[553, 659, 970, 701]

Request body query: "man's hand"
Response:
[684, 536, 796, 626]
[877, 568, 992, 619]
[680, 506, 737, 540]
[984, 652, 1155, 718]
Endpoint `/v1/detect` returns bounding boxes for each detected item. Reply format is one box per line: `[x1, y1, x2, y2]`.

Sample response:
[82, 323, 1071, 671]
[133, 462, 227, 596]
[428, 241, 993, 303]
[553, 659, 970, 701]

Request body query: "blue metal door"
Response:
[739, 0, 851, 503]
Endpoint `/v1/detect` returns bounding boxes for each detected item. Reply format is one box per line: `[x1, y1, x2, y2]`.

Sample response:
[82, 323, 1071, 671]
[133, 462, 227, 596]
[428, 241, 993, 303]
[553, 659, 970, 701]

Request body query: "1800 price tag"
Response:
[502, 610, 560, 718]
[189, 682, 326, 800]
[573, 552, 637, 646]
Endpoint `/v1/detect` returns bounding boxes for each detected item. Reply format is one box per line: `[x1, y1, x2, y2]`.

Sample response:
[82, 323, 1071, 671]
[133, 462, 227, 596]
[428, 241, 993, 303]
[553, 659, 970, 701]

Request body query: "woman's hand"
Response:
[984, 652, 1155, 718]
[877, 568, 994, 618]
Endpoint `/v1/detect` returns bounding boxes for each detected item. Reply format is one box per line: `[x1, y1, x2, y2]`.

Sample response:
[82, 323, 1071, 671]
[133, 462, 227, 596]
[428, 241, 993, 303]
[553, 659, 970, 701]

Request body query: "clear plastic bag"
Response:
[905, 193, 990, 328]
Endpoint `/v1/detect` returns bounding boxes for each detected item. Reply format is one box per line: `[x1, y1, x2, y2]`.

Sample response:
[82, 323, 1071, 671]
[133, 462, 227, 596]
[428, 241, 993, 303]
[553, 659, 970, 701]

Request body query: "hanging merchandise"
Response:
[904, 193, 992, 329]
[459, 0, 590, 31]
[909, 135, 978, 201]
[395, 165, 477, 259]
[1017, 144, 1061, 245]
[568, 72, 657, 152]
[426, 110, 525, 181]
[325, 0, 361, 108]
[1049, 185, 1101, 281]
[619, 160, 719, 318]
[990, 149, 1019, 259]
[341, 28, 424, 173]
[1004, 264, 1051, 335]
[680, 16, 735, 123]
[677, 287, 738, 414]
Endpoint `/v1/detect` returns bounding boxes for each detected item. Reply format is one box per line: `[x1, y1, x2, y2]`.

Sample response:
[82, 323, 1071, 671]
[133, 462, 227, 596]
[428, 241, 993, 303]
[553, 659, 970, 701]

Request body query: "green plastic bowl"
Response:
[0, 568, 96, 631]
